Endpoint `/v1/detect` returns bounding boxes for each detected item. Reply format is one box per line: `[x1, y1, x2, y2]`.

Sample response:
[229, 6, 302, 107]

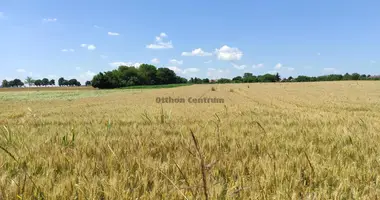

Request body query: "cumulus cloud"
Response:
[274, 63, 282, 69]
[61, 49, 75, 52]
[274, 63, 294, 71]
[182, 48, 212, 56]
[166, 67, 199, 75]
[169, 59, 183, 65]
[109, 62, 141, 68]
[183, 68, 199, 74]
[151, 58, 160, 64]
[16, 69, 26, 73]
[215, 45, 243, 61]
[43, 18, 57, 22]
[80, 44, 96, 50]
[323, 68, 339, 74]
[108, 32, 120, 36]
[232, 63, 247, 70]
[252, 63, 264, 69]
[78, 71, 96, 84]
[146, 32, 173, 49]
[168, 66, 182, 74]
[207, 68, 230, 79]
[87, 45, 96, 50]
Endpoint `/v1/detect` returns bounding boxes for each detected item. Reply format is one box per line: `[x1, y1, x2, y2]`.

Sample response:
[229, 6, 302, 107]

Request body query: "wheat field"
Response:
[1, 81, 380, 199]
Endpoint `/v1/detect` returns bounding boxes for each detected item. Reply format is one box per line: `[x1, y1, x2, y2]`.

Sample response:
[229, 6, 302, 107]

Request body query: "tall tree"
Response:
[138, 64, 157, 85]
[58, 77, 65, 86]
[49, 79, 55, 86]
[1, 80, 8, 87]
[156, 68, 176, 84]
[25, 76, 35, 86]
[42, 78, 49, 86]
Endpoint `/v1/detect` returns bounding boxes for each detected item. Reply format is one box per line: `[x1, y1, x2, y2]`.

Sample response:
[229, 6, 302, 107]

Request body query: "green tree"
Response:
[202, 78, 210, 83]
[156, 68, 176, 84]
[1, 80, 8, 87]
[49, 79, 55, 86]
[34, 79, 42, 86]
[13, 79, 24, 87]
[138, 64, 157, 85]
[58, 77, 65, 86]
[275, 73, 281, 82]
[232, 76, 243, 83]
[42, 78, 49, 86]
[352, 73, 360, 80]
[25, 76, 34, 86]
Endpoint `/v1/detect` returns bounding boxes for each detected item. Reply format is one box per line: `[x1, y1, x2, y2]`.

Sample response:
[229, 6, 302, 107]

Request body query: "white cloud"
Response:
[100, 55, 108, 59]
[151, 58, 160, 64]
[169, 59, 183, 65]
[78, 71, 96, 84]
[204, 60, 213, 64]
[273, 63, 294, 71]
[87, 45, 96, 50]
[182, 48, 212, 56]
[61, 49, 74, 52]
[323, 68, 339, 74]
[232, 63, 247, 70]
[166, 67, 199, 75]
[109, 62, 141, 68]
[215, 45, 243, 61]
[16, 69, 26, 73]
[370, 60, 376, 64]
[168, 66, 182, 74]
[94, 25, 102, 28]
[108, 32, 120, 36]
[207, 68, 230, 79]
[75, 67, 81, 71]
[274, 63, 282, 69]
[43, 18, 57, 22]
[80, 44, 96, 50]
[183, 68, 199, 74]
[252, 63, 264, 69]
[146, 32, 173, 49]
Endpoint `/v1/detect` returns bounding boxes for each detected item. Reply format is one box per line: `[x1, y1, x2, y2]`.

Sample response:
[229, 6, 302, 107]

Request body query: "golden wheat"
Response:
[0, 81, 380, 199]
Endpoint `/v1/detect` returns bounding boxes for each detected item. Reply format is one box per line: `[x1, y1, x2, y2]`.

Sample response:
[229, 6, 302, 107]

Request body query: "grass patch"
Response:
[119, 83, 192, 89]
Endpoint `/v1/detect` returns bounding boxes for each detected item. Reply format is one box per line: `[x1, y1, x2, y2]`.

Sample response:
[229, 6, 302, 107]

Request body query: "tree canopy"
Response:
[91, 64, 187, 89]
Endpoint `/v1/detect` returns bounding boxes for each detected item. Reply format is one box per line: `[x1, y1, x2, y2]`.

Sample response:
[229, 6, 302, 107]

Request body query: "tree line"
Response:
[2, 66, 380, 88]
[188, 72, 380, 84]
[0, 77, 85, 88]
[91, 64, 187, 89]
[188, 73, 282, 84]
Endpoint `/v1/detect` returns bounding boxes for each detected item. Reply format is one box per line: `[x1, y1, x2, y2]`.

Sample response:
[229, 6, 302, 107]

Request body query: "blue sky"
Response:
[1, 0, 379, 83]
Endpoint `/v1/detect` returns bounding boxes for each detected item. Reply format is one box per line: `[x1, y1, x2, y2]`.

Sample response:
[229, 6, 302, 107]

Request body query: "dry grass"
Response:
[1, 81, 380, 199]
